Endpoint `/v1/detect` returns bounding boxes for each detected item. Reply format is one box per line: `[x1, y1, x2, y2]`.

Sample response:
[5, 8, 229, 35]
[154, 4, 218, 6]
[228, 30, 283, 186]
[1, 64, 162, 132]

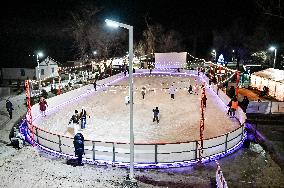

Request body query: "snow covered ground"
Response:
[35, 74, 240, 143]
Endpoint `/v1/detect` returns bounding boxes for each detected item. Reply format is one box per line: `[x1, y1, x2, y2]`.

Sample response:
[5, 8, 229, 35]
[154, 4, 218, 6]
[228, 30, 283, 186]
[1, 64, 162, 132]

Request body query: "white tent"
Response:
[250, 68, 284, 101]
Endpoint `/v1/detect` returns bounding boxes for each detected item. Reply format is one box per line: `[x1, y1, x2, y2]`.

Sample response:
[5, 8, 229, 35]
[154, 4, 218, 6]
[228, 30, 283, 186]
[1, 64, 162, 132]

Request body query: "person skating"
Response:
[169, 85, 176, 100]
[93, 80, 97, 91]
[227, 99, 233, 116]
[152, 107, 160, 124]
[141, 86, 146, 99]
[68, 110, 80, 135]
[39, 97, 48, 116]
[6, 99, 14, 119]
[79, 107, 90, 129]
[194, 84, 199, 95]
[188, 85, 193, 94]
[202, 94, 207, 108]
[228, 86, 235, 99]
[231, 97, 238, 117]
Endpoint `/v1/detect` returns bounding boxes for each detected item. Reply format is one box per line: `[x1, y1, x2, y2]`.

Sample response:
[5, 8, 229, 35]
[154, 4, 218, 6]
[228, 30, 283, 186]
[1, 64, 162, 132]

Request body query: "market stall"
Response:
[250, 68, 284, 101]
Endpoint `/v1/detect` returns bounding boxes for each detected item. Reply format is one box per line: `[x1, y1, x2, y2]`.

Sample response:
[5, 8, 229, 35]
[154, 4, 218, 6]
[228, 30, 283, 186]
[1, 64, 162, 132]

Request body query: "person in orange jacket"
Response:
[231, 96, 238, 117]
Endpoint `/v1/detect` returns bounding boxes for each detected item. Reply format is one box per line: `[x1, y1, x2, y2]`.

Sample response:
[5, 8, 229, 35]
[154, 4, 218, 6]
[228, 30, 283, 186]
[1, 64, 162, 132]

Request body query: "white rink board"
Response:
[158, 151, 195, 162]
[155, 52, 187, 69]
[158, 142, 195, 153]
[203, 135, 226, 148]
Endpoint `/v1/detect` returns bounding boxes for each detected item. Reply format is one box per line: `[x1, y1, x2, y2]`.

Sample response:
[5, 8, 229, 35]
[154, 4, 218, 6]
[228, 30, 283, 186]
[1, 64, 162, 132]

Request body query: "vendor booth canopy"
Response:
[250, 68, 284, 101]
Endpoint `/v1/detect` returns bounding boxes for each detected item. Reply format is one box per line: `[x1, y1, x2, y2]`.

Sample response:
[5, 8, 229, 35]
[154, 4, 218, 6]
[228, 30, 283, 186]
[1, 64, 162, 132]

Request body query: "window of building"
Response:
[51, 67, 54, 73]
[41, 69, 44, 75]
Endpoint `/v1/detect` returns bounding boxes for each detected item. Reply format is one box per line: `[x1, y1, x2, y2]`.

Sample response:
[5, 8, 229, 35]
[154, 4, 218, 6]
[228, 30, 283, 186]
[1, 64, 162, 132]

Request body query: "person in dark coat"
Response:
[141, 86, 146, 99]
[68, 110, 80, 135]
[202, 94, 207, 108]
[241, 96, 250, 112]
[79, 107, 90, 129]
[228, 86, 235, 99]
[73, 133, 85, 166]
[188, 85, 193, 94]
[6, 100, 14, 119]
[153, 107, 160, 124]
[227, 99, 233, 116]
[93, 80, 97, 91]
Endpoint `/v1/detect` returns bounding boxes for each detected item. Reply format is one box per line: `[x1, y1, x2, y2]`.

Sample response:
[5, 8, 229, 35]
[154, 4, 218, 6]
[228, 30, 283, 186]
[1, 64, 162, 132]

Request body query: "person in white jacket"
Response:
[169, 85, 176, 100]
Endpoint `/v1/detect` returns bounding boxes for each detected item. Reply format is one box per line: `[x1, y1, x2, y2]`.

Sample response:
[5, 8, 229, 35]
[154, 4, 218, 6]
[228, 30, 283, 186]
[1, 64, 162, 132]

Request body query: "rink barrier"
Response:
[21, 70, 247, 168]
[21, 121, 246, 168]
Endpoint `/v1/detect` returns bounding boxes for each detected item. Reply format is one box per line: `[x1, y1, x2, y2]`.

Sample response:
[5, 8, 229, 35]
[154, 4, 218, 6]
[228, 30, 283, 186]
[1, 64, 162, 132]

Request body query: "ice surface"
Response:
[34, 74, 240, 143]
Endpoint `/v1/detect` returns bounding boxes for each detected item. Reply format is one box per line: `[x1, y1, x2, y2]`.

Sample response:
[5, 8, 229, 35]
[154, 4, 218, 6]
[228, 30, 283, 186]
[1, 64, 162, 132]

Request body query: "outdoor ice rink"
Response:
[34, 73, 241, 144]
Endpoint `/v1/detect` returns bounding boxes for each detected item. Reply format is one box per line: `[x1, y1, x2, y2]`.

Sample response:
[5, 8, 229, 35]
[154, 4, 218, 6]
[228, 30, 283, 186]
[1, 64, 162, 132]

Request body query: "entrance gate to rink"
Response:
[20, 70, 247, 168]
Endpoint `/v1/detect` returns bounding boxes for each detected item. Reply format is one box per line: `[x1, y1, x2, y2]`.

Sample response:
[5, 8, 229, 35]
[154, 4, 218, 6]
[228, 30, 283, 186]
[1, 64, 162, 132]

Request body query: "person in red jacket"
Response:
[39, 97, 48, 117]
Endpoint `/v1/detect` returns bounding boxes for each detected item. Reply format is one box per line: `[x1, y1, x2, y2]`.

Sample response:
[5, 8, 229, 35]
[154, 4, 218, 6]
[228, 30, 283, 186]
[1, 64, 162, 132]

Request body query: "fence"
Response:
[22, 122, 245, 168]
[246, 101, 284, 114]
[21, 70, 247, 168]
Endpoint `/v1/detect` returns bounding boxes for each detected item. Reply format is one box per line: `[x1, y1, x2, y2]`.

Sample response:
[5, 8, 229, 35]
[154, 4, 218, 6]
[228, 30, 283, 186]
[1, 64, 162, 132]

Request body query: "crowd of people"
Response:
[226, 85, 250, 117]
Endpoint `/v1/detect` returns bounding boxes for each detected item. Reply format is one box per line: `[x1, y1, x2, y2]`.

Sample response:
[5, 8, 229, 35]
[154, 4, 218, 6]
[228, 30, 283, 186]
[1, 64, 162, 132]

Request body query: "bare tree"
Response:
[67, 3, 101, 60]
[88, 25, 127, 59]
[134, 41, 146, 59]
[67, 3, 127, 60]
[141, 16, 184, 55]
[257, 0, 284, 19]
[159, 30, 183, 52]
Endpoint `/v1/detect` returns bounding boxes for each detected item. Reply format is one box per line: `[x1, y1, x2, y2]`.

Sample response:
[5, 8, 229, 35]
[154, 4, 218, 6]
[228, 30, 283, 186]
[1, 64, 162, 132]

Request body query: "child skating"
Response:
[152, 107, 160, 124]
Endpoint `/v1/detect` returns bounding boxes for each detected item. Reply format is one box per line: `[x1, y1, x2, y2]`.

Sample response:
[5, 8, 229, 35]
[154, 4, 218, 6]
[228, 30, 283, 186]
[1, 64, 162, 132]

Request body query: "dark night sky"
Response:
[0, 0, 274, 68]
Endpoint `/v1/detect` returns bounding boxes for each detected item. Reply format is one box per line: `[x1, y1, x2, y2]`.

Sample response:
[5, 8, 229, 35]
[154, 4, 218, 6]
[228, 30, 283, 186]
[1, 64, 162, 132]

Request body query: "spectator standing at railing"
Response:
[241, 96, 249, 113]
[39, 97, 48, 117]
[73, 133, 85, 166]
[228, 86, 235, 99]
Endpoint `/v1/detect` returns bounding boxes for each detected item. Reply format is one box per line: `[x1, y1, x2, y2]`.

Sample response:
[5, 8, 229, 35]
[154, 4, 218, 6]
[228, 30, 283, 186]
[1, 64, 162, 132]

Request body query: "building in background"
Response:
[35, 56, 60, 81]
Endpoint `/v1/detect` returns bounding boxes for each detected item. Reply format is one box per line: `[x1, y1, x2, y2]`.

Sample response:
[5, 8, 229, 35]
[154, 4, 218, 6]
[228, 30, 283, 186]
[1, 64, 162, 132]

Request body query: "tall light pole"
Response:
[105, 19, 135, 183]
[36, 52, 44, 92]
[269, 46, 277, 69]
